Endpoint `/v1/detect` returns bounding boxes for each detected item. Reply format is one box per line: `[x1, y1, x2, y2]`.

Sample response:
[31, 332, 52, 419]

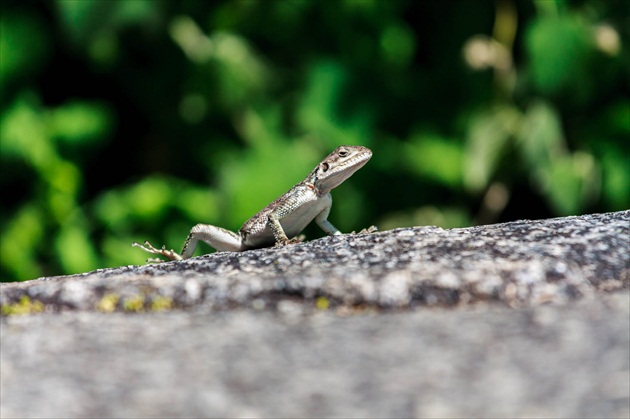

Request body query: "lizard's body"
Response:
[133, 145, 374, 262]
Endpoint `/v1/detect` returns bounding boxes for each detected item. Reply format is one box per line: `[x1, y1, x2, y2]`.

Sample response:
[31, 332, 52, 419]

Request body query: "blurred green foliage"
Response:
[1, 0, 628, 281]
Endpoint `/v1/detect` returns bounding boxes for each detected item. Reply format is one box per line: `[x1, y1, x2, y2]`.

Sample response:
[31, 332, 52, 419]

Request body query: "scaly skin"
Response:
[132, 145, 376, 262]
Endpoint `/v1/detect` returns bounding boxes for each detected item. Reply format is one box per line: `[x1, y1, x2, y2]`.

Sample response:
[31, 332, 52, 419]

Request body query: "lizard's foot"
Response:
[132, 240, 183, 262]
[352, 225, 378, 234]
[274, 235, 305, 247]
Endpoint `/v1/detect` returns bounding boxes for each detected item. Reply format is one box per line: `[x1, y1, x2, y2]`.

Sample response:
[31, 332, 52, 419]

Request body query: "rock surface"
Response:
[1, 211, 629, 418]
[1, 211, 628, 313]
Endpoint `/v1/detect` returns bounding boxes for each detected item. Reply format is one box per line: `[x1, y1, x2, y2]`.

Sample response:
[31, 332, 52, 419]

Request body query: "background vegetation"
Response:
[1, 0, 628, 281]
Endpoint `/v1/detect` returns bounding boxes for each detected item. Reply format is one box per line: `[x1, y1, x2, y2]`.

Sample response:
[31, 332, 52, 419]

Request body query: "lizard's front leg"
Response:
[133, 224, 244, 263]
[314, 206, 378, 236]
[268, 214, 304, 247]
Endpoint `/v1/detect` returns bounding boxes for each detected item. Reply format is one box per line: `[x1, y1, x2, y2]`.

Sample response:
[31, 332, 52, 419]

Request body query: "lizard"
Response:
[132, 145, 376, 262]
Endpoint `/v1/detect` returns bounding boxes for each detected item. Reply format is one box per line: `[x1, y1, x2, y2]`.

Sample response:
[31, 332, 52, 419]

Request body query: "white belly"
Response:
[242, 191, 332, 249]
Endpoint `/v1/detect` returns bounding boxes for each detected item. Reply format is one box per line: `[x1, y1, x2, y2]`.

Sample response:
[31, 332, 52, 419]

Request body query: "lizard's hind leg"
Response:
[180, 224, 244, 255]
[133, 224, 244, 263]
[132, 241, 183, 262]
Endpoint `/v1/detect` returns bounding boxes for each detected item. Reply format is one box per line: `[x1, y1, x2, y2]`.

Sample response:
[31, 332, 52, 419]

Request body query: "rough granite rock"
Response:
[1, 211, 628, 312]
[1, 211, 629, 418]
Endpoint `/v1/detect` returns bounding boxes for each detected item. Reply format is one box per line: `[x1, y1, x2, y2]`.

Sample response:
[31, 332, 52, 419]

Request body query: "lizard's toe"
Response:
[352, 225, 378, 234]
[274, 237, 303, 247]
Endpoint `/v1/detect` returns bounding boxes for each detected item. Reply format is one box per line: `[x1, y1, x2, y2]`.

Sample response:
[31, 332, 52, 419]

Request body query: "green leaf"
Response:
[380, 23, 416, 68]
[525, 15, 592, 98]
[464, 106, 521, 192]
[516, 100, 564, 170]
[48, 101, 113, 145]
[55, 223, 99, 275]
[297, 60, 372, 148]
[404, 133, 464, 188]
[55, 0, 159, 45]
[0, 94, 55, 168]
[541, 152, 599, 215]
[0, 204, 44, 281]
[600, 147, 630, 210]
[0, 13, 49, 92]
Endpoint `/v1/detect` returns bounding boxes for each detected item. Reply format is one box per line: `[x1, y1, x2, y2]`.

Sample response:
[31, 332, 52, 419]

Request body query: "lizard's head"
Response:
[313, 145, 372, 194]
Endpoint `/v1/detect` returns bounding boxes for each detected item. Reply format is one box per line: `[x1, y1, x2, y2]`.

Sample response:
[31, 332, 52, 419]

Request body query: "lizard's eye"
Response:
[321, 162, 329, 172]
[338, 150, 348, 157]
